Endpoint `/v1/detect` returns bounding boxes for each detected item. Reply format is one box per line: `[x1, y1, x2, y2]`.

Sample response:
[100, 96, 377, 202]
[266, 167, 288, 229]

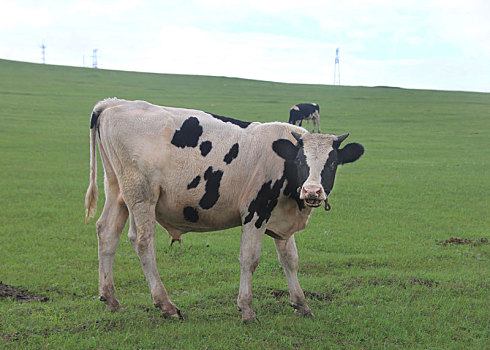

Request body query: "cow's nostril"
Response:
[302, 186, 322, 198]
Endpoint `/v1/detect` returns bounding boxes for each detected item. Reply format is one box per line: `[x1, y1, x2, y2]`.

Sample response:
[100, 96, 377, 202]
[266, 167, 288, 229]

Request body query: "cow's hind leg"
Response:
[237, 223, 265, 323]
[311, 118, 317, 133]
[274, 236, 313, 317]
[97, 179, 128, 311]
[127, 192, 182, 319]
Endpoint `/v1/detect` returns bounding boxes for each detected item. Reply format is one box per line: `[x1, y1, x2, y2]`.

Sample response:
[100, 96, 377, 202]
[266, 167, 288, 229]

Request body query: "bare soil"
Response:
[440, 237, 488, 246]
[0, 281, 49, 302]
[269, 289, 334, 302]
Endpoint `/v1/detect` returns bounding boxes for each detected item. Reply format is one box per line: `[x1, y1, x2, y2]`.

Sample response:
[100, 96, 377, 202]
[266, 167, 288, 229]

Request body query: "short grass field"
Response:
[0, 58, 488, 349]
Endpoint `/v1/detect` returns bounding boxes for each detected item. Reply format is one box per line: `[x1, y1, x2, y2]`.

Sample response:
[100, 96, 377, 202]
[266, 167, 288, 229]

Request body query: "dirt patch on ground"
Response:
[269, 289, 334, 302]
[269, 289, 288, 299]
[408, 278, 439, 288]
[304, 291, 334, 301]
[438, 237, 488, 246]
[0, 281, 49, 302]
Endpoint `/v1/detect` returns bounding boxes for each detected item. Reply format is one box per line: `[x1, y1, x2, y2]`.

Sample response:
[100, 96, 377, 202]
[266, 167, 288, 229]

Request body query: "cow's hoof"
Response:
[106, 302, 124, 312]
[294, 308, 314, 317]
[163, 308, 184, 320]
[291, 303, 314, 317]
[242, 312, 260, 324]
[100, 295, 124, 312]
[157, 303, 184, 320]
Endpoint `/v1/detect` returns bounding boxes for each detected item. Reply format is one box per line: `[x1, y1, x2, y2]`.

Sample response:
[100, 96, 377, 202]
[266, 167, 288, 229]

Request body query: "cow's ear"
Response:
[273, 139, 299, 161]
[338, 143, 364, 164]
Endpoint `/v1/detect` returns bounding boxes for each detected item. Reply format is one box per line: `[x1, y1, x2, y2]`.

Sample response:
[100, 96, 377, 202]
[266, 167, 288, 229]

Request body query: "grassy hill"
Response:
[0, 58, 488, 348]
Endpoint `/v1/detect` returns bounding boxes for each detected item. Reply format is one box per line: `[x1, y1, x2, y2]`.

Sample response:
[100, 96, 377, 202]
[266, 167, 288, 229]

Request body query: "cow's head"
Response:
[273, 132, 364, 210]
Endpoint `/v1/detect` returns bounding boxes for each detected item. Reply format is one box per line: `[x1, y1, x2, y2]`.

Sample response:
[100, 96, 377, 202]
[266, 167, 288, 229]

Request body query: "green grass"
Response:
[0, 58, 489, 349]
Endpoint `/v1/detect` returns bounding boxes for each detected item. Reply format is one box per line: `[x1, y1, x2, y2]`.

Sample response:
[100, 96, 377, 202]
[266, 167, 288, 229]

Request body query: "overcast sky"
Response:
[1, 0, 489, 92]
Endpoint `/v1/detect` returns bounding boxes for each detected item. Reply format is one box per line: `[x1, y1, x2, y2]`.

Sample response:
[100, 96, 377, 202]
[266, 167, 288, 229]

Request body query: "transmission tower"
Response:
[40, 42, 46, 64]
[92, 49, 98, 69]
[333, 47, 340, 85]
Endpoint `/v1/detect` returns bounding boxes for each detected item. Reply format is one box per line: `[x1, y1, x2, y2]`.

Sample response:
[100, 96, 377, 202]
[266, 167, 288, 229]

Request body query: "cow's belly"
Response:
[155, 194, 242, 234]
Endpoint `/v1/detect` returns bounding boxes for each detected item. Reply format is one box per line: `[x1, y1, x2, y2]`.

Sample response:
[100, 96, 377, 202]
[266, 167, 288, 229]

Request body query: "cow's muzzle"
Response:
[301, 186, 325, 208]
[305, 197, 323, 208]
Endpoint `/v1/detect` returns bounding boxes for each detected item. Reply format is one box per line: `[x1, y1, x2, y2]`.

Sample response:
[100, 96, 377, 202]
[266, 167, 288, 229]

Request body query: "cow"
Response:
[288, 103, 321, 133]
[85, 98, 364, 323]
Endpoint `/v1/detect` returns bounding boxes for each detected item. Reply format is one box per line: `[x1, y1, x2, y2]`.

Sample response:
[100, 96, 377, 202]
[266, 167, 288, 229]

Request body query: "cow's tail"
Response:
[85, 98, 121, 222]
[84, 109, 100, 222]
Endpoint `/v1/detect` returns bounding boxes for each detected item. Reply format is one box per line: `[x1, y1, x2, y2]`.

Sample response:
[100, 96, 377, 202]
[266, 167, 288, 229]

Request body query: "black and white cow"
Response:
[85, 98, 364, 322]
[289, 103, 321, 133]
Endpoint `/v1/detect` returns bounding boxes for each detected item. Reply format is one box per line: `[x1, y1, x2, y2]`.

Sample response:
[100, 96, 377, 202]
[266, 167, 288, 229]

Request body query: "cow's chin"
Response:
[304, 199, 323, 208]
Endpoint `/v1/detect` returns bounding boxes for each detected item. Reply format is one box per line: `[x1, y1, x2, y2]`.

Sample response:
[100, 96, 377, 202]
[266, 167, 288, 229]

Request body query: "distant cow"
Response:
[289, 103, 321, 133]
[85, 98, 364, 322]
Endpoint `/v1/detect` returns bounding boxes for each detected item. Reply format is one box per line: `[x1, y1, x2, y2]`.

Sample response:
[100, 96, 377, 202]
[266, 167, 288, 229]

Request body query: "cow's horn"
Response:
[291, 131, 302, 142]
[336, 133, 349, 143]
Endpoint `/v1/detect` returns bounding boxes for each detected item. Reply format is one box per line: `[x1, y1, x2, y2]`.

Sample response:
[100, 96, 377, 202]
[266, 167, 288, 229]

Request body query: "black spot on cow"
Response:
[243, 177, 286, 229]
[208, 113, 251, 129]
[187, 175, 201, 190]
[293, 148, 309, 188]
[223, 143, 239, 164]
[183, 206, 199, 223]
[199, 167, 224, 210]
[272, 139, 306, 210]
[171, 117, 203, 148]
[200, 141, 212, 157]
[321, 150, 337, 196]
[283, 161, 306, 210]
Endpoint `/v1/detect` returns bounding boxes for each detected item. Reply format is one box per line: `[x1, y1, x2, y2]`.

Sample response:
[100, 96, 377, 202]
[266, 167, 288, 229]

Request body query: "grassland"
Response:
[0, 58, 488, 349]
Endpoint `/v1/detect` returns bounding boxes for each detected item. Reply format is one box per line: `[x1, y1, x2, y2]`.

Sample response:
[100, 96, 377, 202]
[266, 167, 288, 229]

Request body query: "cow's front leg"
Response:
[274, 236, 314, 317]
[237, 223, 265, 323]
[130, 201, 182, 319]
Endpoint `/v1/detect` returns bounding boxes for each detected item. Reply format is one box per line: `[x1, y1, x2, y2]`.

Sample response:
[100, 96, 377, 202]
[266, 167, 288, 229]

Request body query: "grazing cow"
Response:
[289, 103, 321, 133]
[85, 98, 364, 322]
